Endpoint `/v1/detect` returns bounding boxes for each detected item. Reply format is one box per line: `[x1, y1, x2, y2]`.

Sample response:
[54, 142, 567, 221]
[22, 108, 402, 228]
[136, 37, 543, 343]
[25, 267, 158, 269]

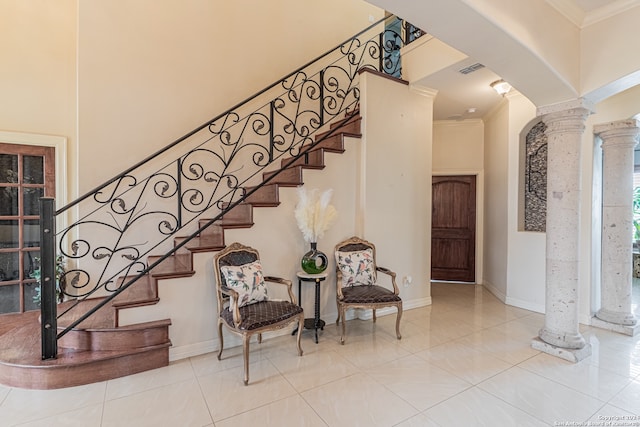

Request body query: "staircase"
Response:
[0, 112, 362, 389]
[0, 12, 413, 389]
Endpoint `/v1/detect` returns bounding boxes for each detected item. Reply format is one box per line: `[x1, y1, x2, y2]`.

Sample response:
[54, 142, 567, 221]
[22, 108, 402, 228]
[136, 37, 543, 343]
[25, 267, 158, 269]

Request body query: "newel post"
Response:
[40, 197, 58, 360]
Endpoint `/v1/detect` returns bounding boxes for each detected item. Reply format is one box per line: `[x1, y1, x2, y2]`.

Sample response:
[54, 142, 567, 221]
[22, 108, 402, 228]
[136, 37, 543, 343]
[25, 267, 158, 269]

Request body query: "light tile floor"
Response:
[1, 282, 640, 426]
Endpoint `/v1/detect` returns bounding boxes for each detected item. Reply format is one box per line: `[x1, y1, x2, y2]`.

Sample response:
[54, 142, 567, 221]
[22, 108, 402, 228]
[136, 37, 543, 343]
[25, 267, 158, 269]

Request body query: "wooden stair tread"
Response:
[100, 319, 171, 332]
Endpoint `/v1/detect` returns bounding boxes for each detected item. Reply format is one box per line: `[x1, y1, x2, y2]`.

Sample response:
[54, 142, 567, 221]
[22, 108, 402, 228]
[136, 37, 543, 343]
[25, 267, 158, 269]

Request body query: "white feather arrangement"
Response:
[294, 187, 337, 243]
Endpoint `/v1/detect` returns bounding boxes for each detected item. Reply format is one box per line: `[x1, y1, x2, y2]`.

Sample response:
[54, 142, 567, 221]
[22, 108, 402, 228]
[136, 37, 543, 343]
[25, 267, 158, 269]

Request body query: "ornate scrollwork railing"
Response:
[40, 15, 407, 357]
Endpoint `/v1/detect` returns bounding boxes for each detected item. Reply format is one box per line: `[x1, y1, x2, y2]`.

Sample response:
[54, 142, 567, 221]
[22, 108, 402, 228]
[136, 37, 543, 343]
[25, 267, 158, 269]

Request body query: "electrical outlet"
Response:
[403, 276, 412, 287]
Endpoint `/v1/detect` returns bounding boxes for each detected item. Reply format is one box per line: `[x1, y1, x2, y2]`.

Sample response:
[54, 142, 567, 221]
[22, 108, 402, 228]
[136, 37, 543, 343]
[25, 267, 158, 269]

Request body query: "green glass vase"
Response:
[301, 242, 328, 274]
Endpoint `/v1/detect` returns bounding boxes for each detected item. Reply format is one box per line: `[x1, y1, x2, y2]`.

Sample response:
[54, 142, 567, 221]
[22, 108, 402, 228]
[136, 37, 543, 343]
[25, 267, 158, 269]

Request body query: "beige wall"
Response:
[482, 91, 565, 314]
[0, 0, 78, 202]
[0, 0, 76, 136]
[433, 120, 484, 171]
[483, 100, 510, 297]
[581, 6, 640, 100]
[361, 73, 434, 304]
[77, 0, 383, 192]
[466, 0, 580, 93]
[504, 93, 544, 312]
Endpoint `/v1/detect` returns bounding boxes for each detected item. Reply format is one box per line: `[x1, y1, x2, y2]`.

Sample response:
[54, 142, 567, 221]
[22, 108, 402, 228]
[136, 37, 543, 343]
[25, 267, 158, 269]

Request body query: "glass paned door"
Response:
[0, 143, 54, 314]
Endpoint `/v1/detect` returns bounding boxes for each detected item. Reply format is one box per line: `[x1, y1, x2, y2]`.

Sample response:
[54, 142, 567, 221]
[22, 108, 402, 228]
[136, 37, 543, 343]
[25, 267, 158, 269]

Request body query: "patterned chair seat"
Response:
[341, 285, 402, 304]
[220, 300, 303, 331]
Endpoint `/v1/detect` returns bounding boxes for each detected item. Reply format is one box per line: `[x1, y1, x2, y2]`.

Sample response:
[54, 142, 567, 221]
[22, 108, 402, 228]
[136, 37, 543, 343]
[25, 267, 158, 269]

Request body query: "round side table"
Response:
[296, 271, 328, 343]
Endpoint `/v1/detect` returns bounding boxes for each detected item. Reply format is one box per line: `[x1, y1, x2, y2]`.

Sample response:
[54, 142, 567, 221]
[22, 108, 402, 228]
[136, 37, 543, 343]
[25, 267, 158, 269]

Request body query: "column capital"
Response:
[594, 119, 640, 149]
[537, 98, 594, 135]
[536, 98, 595, 117]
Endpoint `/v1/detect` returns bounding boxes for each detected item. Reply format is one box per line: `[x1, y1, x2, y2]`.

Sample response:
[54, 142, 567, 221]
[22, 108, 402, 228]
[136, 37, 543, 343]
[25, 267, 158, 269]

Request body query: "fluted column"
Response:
[531, 99, 593, 362]
[592, 119, 640, 336]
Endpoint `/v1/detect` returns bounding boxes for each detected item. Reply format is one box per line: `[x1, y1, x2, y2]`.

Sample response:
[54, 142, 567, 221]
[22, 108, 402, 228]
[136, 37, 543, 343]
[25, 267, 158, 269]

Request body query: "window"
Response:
[0, 143, 55, 313]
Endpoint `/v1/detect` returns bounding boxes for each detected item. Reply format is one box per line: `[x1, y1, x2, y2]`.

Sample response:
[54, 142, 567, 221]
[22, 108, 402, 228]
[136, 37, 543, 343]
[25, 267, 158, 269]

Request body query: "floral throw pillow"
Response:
[220, 260, 268, 308]
[335, 248, 376, 287]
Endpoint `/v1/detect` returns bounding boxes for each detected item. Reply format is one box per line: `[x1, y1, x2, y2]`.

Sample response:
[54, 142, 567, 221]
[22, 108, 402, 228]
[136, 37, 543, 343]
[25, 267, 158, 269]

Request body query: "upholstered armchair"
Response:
[213, 242, 304, 385]
[334, 236, 402, 344]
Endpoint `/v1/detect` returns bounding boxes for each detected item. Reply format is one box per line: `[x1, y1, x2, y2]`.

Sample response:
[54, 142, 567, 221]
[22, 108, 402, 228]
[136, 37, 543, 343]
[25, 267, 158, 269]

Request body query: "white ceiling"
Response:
[423, 0, 625, 121]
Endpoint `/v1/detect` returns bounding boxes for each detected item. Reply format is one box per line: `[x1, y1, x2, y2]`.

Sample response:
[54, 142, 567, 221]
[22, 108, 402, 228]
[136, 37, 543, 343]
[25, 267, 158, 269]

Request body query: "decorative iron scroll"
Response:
[524, 121, 547, 232]
[402, 21, 426, 45]
[48, 16, 407, 336]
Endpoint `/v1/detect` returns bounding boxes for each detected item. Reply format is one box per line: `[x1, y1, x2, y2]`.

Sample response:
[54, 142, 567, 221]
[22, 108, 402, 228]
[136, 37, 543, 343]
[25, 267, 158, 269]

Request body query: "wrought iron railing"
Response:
[39, 15, 409, 358]
[403, 21, 426, 44]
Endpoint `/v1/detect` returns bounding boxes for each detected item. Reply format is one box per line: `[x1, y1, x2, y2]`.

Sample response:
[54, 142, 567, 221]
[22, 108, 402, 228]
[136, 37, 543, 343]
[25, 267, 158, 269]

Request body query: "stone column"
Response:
[531, 99, 593, 362]
[592, 119, 640, 336]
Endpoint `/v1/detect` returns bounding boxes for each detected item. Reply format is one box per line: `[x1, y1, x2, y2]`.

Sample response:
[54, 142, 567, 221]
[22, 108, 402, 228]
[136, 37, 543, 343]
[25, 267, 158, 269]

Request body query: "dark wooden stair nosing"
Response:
[112, 297, 161, 310]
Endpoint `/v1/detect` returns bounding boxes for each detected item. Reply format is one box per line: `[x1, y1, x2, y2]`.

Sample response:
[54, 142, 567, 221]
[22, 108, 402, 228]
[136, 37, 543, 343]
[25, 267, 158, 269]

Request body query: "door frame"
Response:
[431, 169, 484, 284]
[0, 131, 68, 208]
[0, 131, 71, 263]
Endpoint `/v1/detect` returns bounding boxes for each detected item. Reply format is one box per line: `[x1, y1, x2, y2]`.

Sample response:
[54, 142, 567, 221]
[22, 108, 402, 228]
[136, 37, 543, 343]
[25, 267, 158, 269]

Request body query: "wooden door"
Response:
[431, 175, 476, 282]
[0, 143, 55, 313]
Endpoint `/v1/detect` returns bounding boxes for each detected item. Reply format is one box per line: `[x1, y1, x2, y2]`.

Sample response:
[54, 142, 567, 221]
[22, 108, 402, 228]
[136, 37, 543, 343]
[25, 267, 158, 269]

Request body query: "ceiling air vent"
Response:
[458, 63, 485, 75]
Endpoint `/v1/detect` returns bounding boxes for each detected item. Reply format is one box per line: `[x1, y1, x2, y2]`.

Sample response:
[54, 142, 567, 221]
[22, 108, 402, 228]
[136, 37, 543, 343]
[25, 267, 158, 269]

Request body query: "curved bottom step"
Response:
[59, 319, 172, 351]
[0, 311, 171, 390]
[0, 343, 170, 390]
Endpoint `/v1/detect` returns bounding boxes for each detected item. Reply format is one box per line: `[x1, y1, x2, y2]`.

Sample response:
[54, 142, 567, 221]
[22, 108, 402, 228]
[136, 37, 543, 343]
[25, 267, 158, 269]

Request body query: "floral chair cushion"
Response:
[335, 248, 376, 287]
[220, 260, 269, 308]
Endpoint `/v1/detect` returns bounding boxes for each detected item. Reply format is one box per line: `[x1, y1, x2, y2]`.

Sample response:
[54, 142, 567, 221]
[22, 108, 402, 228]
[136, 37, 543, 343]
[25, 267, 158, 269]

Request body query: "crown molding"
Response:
[547, 0, 640, 27]
[583, 0, 640, 26]
[546, 0, 585, 26]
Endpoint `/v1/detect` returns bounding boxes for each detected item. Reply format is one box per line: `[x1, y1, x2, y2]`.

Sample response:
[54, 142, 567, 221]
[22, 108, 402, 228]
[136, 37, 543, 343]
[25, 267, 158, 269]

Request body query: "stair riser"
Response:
[330, 117, 361, 134]
[281, 149, 324, 169]
[221, 203, 253, 222]
[244, 184, 279, 206]
[263, 166, 303, 186]
[314, 135, 346, 152]
[59, 325, 170, 351]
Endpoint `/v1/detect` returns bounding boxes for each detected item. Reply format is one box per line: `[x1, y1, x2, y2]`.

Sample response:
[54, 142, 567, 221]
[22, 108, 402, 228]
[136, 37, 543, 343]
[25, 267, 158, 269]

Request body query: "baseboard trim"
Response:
[482, 280, 545, 314]
[482, 280, 506, 303]
[504, 296, 545, 314]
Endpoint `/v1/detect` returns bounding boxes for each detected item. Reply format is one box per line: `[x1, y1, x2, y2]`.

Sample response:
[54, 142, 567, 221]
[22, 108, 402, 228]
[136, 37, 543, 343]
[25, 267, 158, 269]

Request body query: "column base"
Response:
[538, 326, 586, 349]
[531, 337, 592, 362]
[591, 316, 640, 336]
[595, 308, 637, 326]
